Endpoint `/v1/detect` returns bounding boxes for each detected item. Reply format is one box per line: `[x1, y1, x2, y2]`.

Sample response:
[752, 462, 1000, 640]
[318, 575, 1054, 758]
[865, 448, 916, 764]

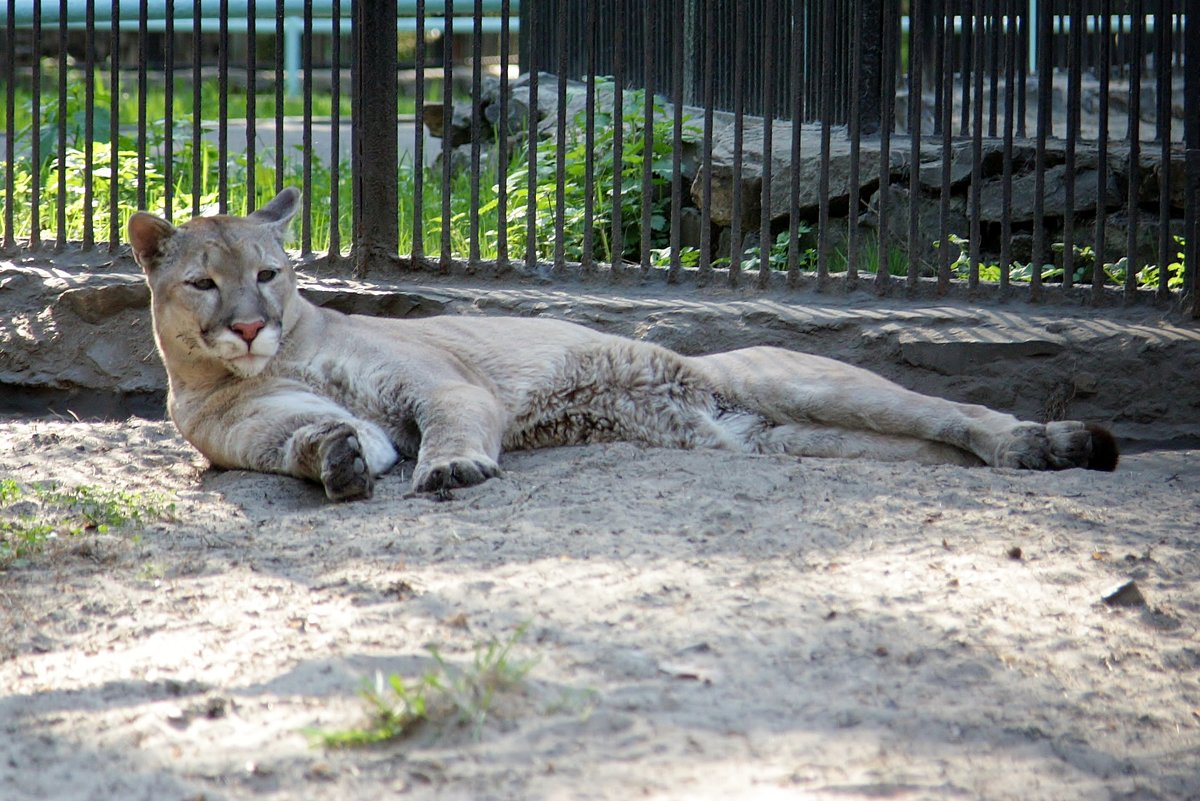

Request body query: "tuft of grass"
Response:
[0, 479, 176, 567]
[314, 623, 536, 748]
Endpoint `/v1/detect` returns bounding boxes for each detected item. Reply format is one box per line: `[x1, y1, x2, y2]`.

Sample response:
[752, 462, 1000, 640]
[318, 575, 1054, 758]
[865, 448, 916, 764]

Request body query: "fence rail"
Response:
[1, 1, 1197, 315]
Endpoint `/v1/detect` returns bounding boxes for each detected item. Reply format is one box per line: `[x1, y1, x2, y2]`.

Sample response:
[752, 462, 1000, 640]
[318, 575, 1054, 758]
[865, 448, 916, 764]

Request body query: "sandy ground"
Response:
[1, 414, 1198, 801]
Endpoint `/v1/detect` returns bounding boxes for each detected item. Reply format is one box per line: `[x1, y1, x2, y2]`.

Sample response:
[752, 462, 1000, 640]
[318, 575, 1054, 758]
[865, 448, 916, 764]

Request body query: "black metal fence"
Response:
[1, 1, 1197, 314]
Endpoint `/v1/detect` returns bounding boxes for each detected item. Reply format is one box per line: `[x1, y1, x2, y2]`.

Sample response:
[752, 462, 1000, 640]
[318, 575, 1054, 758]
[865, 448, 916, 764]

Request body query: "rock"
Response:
[916, 140, 1004, 192]
[1101, 579, 1146, 608]
[692, 120, 905, 228]
[678, 207, 704, 250]
[59, 282, 150, 323]
[1072, 372, 1099, 397]
[977, 164, 1121, 223]
[871, 184, 970, 267]
[421, 102, 473, 147]
[1087, 211, 1187, 272]
[899, 334, 1064, 376]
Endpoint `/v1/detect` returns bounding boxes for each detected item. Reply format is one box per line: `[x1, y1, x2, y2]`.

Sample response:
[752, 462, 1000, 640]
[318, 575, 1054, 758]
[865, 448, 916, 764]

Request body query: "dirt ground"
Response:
[2, 260, 1199, 799]
[1, 414, 1198, 801]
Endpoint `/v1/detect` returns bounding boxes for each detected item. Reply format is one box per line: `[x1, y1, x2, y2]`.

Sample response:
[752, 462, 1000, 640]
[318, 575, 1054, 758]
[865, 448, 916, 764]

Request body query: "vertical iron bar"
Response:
[817, 0, 835, 286]
[1184, 0, 1199, 316]
[609, 0, 623, 271]
[192, 0, 202, 216]
[639, 0, 655, 276]
[1016, 4, 1027, 137]
[988, 0, 1000, 136]
[1125, 0, 1143, 298]
[470, 0, 484, 269]
[1064, 0, 1082, 290]
[669, 0, 685, 284]
[939, 2, 954, 292]
[301, 0, 312, 250]
[907, 0, 924, 289]
[107, 0, 119, 249]
[730, 0, 746, 286]
[246, 0, 256, 212]
[553, 0, 567, 272]
[328, 0, 341, 255]
[352, 0, 398, 275]
[969, 0, 984, 289]
[859, 0, 882, 134]
[274, 1, 284, 193]
[524, 1, 539, 272]
[56, 0, 68, 248]
[581, 0, 596, 271]
[1000, 0, 1016, 291]
[30, 0, 41, 251]
[698, 0, 714, 280]
[496, 0, 510, 269]
[163, 0, 173, 223]
[959, 2, 972, 134]
[440, 0, 454, 268]
[1030, 0, 1052, 300]
[757, 0, 774, 287]
[4, 0, 15, 249]
[845, 0, 861, 285]
[1093, 0, 1111, 298]
[1154, 0, 1171, 301]
[787, 0, 806, 287]
[875, 0, 894, 291]
[84, 0, 97, 245]
[414, 0, 426, 261]
[933, 0, 945, 136]
[219, 0, 229, 214]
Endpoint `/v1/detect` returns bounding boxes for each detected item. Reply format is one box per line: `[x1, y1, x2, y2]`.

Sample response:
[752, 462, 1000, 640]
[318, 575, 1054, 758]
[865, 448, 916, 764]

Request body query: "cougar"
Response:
[128, 189, 1118, 501]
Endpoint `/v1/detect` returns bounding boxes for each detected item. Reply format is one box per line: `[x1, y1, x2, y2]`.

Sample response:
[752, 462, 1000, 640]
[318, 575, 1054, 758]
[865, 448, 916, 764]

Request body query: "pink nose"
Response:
[230, 321, 265, 343]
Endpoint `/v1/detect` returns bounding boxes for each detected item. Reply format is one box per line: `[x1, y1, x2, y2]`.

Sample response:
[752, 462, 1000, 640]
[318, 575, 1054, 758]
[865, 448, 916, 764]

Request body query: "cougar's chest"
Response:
[293, 353, 422, 456]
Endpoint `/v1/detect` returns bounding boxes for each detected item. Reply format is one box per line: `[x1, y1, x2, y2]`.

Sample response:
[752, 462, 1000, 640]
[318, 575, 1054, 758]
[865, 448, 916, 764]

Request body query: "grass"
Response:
[314, 624, 536, 747]
[0, 478, 177, 567]
[0, 67, 451, 132]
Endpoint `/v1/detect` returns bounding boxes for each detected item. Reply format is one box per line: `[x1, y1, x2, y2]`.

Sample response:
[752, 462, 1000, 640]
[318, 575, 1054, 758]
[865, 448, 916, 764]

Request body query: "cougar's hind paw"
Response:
[1083, 423, 1119, 472]
[412, 455, 502, 493]
[995, 421, 1119, 472]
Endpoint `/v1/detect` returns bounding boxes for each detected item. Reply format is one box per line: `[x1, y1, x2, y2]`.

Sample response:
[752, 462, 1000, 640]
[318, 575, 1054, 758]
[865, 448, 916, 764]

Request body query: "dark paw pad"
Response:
[319, 428, 374, 501]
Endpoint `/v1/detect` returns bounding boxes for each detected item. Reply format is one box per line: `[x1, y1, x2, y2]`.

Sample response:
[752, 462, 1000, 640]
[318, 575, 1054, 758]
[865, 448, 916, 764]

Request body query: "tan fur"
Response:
[128, 189, 1117, 501]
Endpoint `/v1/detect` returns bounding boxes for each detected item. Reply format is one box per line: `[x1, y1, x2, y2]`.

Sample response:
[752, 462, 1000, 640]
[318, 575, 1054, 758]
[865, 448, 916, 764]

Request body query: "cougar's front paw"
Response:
[319, 425, 375, 501]
[994, 421, 1119, 472]
[412, 455, 502, 493]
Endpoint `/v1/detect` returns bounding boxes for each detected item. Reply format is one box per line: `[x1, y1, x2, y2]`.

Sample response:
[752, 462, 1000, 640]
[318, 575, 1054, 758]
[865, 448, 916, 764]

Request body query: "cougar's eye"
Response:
[187, 277, 217, 291]
[257, 269, 278, 283]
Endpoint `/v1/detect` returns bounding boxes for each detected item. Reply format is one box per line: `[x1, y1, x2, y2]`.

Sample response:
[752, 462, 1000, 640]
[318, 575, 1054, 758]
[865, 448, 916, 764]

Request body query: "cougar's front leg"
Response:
[410, 383, 506, 493]
[185, 388, 399, 501]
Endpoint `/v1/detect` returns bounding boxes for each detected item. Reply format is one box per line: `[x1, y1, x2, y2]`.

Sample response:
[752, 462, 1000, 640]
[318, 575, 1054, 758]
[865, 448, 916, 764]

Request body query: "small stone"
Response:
[1006, 546, 1023, 560]
[1102, 579, 1146, 607]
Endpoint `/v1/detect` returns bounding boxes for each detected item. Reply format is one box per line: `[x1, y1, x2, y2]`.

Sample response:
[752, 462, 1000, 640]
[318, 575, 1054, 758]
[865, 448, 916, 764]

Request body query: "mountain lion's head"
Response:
[129, 188, 302, 379]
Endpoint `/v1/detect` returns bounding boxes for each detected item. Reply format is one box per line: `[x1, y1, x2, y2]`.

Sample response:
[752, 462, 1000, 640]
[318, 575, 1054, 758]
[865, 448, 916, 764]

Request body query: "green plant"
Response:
[314, 624, 536, 748]
[496, 84, 702, 263]
[940, 234, 1188, 290]
[0, 480, 176, 566]
[727, 227, 817, 272]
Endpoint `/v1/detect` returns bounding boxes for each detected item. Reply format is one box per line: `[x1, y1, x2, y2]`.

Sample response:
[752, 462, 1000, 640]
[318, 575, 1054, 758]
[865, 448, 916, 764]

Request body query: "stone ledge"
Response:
[3, 260, 1198, 447]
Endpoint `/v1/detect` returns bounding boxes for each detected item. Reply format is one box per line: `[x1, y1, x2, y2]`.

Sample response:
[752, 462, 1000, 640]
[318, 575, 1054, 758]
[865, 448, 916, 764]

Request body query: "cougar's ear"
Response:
[127, 212, 176, 273]
[249, 187, 302, 241]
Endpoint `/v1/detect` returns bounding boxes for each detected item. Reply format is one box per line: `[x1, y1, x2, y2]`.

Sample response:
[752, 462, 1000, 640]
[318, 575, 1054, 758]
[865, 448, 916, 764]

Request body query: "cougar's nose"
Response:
[230, 320, 265, 343]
